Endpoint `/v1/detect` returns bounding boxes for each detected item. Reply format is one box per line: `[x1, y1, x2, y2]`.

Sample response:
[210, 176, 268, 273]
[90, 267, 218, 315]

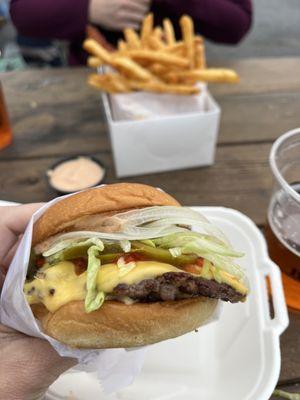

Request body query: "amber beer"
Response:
[0, 82, 12, 150]
[265, 220, 300, 281]
[265, 183, 300, 280]
[265, 182, 300, 310]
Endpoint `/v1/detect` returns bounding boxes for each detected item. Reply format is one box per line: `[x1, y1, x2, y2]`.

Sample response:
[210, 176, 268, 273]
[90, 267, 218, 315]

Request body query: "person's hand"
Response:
[86, 24, 115, 51]
[88, 0, 150, 31]
[0, 204, 76, 400]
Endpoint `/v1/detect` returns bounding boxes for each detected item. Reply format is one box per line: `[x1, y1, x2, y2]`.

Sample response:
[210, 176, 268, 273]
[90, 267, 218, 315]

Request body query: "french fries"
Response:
[163, 18, 176, 45]
[148, 35, 165, 50]
[126, 50, 189, 68]
[84, 13, 240, 95]
[128, 80, 199, 95]
[117, 40, 127, 52]
[180, 15, 195, 68]
[111, 57, 153, 81]
[141, 13, 154, 46]
[124, 28, 141, 49]
[195, 44, 206, 69]
[153, 26, 163, 39]
[165, 69, 240, 84]
[83, 39, 111, 64]
[87, 56, 103, 68]
[148, 63, 169, 76]
[89, 74, 130, 93]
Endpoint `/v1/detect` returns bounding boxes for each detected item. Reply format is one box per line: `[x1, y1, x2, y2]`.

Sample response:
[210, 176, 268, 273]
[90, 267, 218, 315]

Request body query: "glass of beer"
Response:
[0, 82, 13, 150]
[265, 128, 300, 310]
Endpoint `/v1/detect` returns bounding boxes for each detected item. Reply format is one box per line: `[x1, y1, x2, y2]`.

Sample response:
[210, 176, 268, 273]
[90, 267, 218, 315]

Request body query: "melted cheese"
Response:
[216, 269, 247, 295]
[24, 260, 248, 313]
[25, 262, 86, 312]
[24, 261, 181, 312]
[97, 261, 180, 293]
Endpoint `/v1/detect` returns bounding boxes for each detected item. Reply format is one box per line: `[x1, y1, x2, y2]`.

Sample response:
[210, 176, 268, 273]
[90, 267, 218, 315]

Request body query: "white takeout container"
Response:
[102, 90, 221, 177]
[47, 206, 289, 400]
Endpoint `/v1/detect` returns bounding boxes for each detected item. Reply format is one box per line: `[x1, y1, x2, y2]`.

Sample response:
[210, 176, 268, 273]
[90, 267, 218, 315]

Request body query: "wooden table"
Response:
[0, 59, 300, 398]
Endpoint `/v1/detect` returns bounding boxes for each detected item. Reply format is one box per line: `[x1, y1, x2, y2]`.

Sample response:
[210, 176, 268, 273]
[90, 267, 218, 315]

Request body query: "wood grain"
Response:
[217, 91, 300, 144]
[0, 143, 273, 225]
[0, 69, 110, 160]
[278, 311, 300, 382]
[0, 62, 299, 391]
[1, 60, 300, 160]
[210, 57, 300, 96]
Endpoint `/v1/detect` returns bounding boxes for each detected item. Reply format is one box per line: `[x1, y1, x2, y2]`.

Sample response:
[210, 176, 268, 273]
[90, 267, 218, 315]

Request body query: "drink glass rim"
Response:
[270, 127, 300, 204]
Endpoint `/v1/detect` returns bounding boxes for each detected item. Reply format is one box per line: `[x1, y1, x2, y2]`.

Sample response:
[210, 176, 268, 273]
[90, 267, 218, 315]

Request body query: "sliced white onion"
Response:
[115, 206, 228, 244]
[169, 247, 182, 258]
[120, 240, 131, 253]
[117, 257, 136, 277]
[49, 225, 185, 243]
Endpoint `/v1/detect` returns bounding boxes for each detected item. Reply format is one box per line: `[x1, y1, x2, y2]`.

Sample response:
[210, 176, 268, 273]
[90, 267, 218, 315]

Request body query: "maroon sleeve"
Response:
[152, 0, 252, 44]
[10, 0, 89, 40]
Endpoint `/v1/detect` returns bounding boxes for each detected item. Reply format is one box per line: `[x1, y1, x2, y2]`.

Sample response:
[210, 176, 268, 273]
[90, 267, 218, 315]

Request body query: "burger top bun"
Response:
[32, 183, 179, 246]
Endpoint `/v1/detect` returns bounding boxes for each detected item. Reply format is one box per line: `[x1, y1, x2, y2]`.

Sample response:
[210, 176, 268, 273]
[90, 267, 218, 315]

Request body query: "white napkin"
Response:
[0, 195, 147, 394]
[109, 84, 207, 121]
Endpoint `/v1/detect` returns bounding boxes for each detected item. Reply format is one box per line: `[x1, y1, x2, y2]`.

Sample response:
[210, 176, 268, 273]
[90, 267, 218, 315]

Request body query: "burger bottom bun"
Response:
[32, 298, 218, 349]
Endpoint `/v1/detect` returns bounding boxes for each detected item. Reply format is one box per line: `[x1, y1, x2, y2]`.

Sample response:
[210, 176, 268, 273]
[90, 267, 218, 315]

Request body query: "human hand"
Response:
[88, 0, 150, 31]
[86, 24, 115, 51]
[0, 204, 76, 400]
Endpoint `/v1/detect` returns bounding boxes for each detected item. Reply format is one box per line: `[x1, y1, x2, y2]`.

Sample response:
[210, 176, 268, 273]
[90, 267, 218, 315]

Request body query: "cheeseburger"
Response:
[24, 183, 248, 348]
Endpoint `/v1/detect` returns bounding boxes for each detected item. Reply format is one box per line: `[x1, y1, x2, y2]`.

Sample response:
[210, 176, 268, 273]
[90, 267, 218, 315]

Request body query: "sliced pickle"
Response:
[46, 246, 90, 264]
[131, 241, 197, 266]
[98, 253, 123, 263]
[45, 241, 197, 267]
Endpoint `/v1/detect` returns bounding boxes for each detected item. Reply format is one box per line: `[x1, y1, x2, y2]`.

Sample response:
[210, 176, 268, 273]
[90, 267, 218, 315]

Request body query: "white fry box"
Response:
[101, 88, 221, 177]
[48, 207, 289, 400]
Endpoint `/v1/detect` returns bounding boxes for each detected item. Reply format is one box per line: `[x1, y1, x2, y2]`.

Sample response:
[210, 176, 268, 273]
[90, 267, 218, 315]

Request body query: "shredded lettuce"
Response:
[273, 390, 300, 400]
[85, 245, 105, 313]
[153, 232, 241, 257]
[183, 243, 245, 280]
[36, 206, 247, 288]
[153, 232, 245, 281]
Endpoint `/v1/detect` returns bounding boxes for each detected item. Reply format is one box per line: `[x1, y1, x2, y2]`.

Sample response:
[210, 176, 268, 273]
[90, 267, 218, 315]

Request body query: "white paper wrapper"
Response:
[109, 84, 207, 121]
[0, 195, 147, 394]
[0, 192, 222, 395]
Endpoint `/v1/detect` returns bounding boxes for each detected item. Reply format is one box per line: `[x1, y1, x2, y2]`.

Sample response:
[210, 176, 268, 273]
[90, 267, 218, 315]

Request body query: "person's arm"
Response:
[152, 0, 252, 44]
[0, 204, 76, 400]
[10, 0, 89, 40]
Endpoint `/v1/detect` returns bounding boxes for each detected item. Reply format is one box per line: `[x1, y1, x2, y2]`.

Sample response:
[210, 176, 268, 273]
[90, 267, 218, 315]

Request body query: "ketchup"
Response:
[123, 253, 145, 263]
[73, 258, 88, 275]
[36, 257, 46, 268]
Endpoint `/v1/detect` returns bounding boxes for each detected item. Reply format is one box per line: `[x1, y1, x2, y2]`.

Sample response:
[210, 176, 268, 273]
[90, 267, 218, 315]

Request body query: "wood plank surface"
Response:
[211, 57, 300, 96]
[278, 312, 300, 382]
[0, 143, 273, 225]
[1, 59, 300, 161]
[0, 60, 300, 396]
[217, 91, 300, 144]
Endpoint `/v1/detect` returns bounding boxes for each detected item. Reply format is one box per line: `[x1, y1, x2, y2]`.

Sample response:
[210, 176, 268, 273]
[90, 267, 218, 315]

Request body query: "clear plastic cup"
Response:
[264, 128, 300, 310]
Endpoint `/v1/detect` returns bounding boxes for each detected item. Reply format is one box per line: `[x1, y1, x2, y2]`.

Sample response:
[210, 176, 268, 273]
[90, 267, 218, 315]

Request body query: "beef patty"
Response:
[112, 272, 245, 303]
